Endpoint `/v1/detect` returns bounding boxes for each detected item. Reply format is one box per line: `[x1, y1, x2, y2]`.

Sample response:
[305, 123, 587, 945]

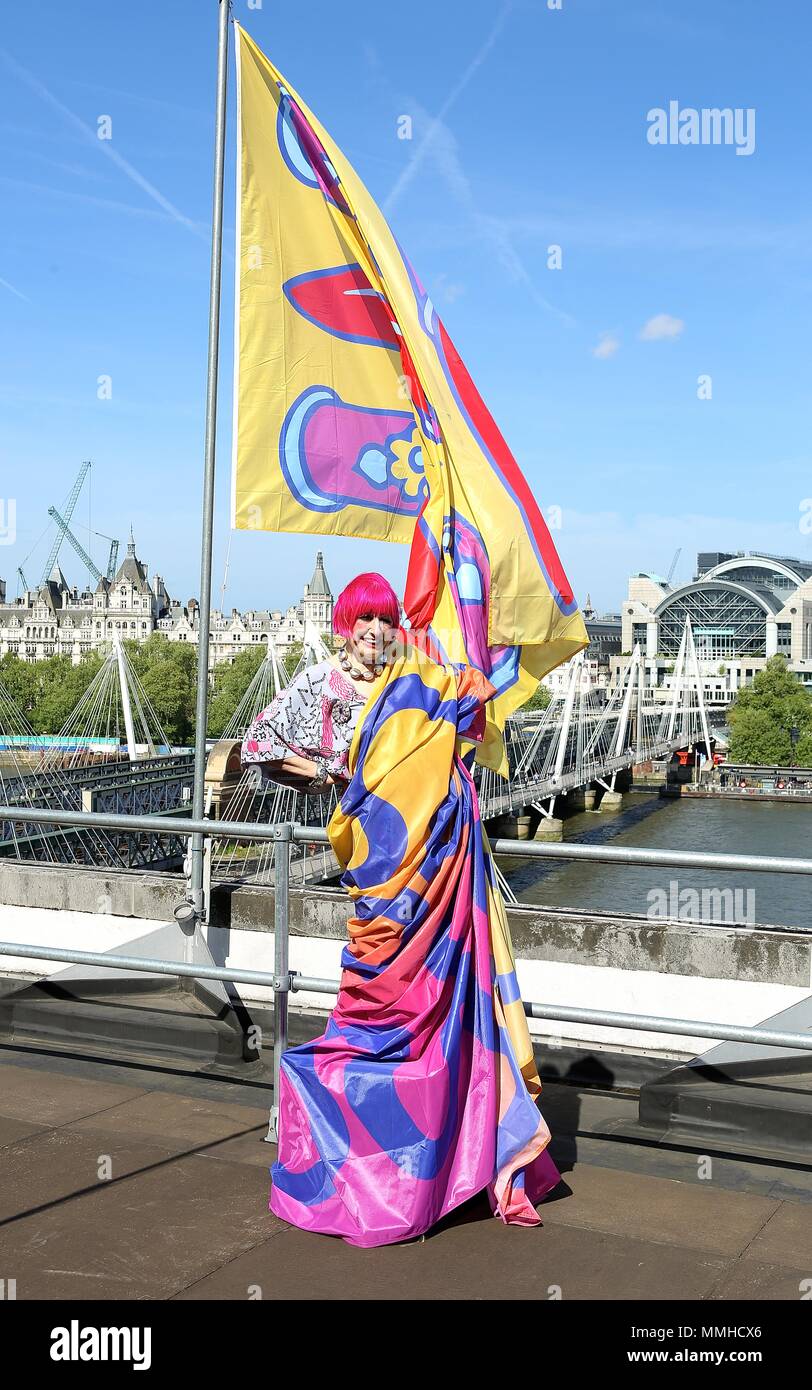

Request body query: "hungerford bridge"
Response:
[0, 620, 712, 889]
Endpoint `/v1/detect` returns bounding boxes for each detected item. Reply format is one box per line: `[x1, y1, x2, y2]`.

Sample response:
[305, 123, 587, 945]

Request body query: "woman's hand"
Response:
[258, 753, 338, 790]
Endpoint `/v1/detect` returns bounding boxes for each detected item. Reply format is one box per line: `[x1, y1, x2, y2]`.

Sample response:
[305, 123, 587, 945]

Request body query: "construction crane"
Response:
[34, 460, 120, 589]
[666, 548, 682, 586]
[46, 512, 120, 588]
[15, 461, 117, 596]
[47, 507, 104, 584]
[93, 531, 119, 582]
[40, 461, 91, 586]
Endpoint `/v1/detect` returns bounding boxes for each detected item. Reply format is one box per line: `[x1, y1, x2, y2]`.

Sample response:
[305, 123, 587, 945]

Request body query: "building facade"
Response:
[541, 596, 622, 694]
[616, 551, 812, 704]
[0, 545, 334, 667]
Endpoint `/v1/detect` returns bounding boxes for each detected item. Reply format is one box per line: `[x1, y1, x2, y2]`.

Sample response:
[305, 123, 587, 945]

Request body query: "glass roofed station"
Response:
[617, 552, 812, 705]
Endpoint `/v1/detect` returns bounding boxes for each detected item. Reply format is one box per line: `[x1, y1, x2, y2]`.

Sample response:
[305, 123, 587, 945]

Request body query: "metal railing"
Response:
[1, 802, 812, 1140]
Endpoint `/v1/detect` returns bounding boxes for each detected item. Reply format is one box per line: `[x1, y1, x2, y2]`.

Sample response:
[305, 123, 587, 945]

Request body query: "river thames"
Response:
[500, 792, 812, 930]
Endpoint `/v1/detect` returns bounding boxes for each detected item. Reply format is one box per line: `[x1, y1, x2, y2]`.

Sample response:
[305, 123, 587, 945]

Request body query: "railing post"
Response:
[268, 821, 292, 1143]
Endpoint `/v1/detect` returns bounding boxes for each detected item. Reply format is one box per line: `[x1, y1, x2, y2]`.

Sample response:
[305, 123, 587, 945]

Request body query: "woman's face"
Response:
[347, 611, 397, 665]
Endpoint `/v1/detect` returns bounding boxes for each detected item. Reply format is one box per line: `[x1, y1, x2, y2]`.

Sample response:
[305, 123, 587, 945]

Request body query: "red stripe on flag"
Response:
[438, 320, 575, 607]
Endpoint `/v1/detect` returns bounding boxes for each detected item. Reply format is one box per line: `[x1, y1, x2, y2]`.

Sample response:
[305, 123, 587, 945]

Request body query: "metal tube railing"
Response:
[1, 941, 811, 1053]
[0, 804, 285, 841]
[271, 823, 291, 1140]
[286, 972, 812, 1052]
[1, 804, 812, 1145]
[2, 803, 812, 876]
[292, 824, 812, 878]
[0, 940, 288, 990]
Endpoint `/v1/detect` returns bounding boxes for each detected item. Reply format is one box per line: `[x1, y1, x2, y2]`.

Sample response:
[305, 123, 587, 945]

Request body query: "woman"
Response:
[241, 572, 562, 1247]
[241, 572, 398, 795]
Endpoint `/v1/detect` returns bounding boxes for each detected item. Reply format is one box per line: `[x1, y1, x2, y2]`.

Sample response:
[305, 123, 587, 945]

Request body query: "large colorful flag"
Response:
[269, 644, 562, 1243]
[231, 24, 588, 772]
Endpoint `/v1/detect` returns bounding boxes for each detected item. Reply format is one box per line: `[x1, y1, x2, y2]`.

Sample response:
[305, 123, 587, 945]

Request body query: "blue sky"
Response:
[1, 0, 810, 615]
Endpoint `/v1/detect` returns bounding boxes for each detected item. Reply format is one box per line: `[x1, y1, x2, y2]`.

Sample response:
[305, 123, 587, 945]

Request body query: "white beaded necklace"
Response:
[338, 645, 385, 682]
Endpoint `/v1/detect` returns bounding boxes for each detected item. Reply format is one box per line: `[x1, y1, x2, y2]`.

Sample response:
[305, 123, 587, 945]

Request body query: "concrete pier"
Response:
[533, 816, 564, 841]
[488, 812, 532, 840]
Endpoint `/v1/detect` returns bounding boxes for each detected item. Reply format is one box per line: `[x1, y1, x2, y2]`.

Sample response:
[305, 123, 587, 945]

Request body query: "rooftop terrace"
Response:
[2, 1038, 811, 1302]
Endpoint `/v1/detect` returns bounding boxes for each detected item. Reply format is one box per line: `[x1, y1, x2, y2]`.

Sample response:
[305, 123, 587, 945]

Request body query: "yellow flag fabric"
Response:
[232, 25, 420, 542]
[232, 25, 588, 771]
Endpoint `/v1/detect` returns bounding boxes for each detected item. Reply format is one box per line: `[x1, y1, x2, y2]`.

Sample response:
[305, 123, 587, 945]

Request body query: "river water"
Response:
[498, 792, 812, 931]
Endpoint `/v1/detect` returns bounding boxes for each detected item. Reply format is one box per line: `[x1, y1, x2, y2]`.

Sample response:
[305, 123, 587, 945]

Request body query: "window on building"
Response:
[658, 584, 767, 659]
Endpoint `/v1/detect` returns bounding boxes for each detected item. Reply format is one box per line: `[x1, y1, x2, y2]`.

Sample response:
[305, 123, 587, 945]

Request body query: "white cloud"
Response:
[592, 333, 620, 359]
[639, 313, 685, 341]
[433, 272, 465, 303]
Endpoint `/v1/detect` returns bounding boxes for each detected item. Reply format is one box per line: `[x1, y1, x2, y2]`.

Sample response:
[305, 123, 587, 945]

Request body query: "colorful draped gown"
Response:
[269, 644, 561, 1246]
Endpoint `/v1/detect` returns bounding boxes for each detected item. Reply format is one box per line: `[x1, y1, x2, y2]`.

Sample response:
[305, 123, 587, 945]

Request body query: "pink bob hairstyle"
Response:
[332, 572, 401, 639]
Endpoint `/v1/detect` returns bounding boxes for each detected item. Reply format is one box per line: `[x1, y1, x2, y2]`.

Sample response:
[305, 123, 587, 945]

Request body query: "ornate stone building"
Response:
[0, 535, 169, 663]
[0, 543, 334, 667]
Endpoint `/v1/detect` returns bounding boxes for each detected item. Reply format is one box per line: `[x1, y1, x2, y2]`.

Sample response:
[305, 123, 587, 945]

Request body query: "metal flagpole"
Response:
[28, 7, 240, 1016]
[189, 0, 230, 928]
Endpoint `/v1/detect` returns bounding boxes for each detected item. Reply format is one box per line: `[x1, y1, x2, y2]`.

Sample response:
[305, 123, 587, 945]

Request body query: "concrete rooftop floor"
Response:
[1, 1044, 811, 1302]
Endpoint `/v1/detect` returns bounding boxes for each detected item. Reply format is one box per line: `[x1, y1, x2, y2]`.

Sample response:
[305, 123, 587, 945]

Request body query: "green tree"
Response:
[282, 640, 304, 678]
[727, 656, 812, 766]
[523, 681, 552, 712]
[0, 651, 103, 734]
[30, 653, 104, 734]
[208, 646, 266, 737]
[0, 653, 39, 723]
[127, 635, 198, 746]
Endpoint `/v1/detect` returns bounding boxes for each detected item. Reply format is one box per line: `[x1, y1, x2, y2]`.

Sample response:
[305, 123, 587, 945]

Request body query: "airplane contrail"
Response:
[0, 48, 206, 240]
[0, 275, 29, 302]
[384, 2, 513, 214]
